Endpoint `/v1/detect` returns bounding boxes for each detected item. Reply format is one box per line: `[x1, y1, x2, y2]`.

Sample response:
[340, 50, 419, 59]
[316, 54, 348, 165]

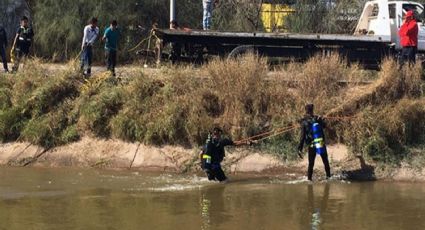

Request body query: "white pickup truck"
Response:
[155, 0, 425, 67]
[355, 0, 424, 51]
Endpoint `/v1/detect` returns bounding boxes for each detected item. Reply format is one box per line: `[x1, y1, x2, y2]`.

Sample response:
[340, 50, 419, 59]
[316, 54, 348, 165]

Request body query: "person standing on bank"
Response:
[298, 104, 331, 181]
[203, 0, 219, 30]
[200, 127, 251, 182]
[81, 17, 99, 77]
[12, 16, 34, 73]
[102, 20, 120, 77]
[399, 10, 418, 65]
[0, 25, 9, 73]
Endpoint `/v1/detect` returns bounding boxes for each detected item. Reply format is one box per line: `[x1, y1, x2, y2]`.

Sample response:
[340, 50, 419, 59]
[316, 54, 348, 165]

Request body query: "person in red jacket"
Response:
[398, 10, 418, 65]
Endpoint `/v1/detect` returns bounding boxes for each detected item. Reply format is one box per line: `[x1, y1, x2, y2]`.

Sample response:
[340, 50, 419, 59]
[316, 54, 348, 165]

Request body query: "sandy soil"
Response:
[1, 138, 422, 181]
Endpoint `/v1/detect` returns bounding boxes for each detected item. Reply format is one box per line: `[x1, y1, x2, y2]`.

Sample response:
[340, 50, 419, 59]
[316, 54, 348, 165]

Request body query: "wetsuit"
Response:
[298, 115, 331, 181]
[201, 135, 234, 182]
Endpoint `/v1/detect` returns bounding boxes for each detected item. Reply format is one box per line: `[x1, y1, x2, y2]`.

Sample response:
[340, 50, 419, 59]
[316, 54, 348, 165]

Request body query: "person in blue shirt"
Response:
[102, 20, 120, 76]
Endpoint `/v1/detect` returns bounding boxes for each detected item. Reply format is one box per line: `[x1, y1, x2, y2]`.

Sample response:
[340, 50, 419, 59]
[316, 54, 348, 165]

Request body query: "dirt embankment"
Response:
[0, 137, 283, 172]
[1, 138, 423, 181]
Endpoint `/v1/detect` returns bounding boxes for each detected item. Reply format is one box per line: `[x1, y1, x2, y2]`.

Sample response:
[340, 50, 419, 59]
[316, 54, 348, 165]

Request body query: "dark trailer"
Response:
[154, 29, 393, 67]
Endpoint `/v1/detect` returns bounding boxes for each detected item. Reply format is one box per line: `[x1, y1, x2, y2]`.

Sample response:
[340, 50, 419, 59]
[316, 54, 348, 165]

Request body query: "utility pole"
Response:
[170, 0, 176, 29]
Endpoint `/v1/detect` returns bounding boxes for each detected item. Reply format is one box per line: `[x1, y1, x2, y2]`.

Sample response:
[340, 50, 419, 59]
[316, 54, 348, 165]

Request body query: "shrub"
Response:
[110, 113, 141, 142]
[78, 83, 124, 137]
[0, 107, 27, 142]
[0, 88, 12, 110]
[343, 99, 425, 164]
[60, 125, 81, 144]
[21, 115, 56, 148]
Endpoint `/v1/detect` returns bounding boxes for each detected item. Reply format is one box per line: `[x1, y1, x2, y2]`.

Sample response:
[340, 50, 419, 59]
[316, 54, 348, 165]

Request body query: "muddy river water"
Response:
[0, 168, 424, 230]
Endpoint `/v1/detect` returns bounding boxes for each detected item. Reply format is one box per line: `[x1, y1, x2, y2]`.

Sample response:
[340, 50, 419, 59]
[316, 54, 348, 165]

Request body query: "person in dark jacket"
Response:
[200, 127, 249, 182]
[398, 10, 418, 65]
[12, 16, 34, 72]
[0, 25, 8, 73]
[298, 104, 331, 181]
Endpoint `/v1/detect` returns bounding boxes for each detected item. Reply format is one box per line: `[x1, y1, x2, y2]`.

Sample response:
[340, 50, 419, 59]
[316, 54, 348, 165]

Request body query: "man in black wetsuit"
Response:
[201, 127, 248, 182]
[298, 104, 331, 181]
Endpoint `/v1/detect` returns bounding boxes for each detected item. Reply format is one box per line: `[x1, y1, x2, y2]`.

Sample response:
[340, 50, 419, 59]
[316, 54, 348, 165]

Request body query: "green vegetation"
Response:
[30, 0, 267, 61]
[286, 0, 363, 34]
[27, 0, 396, 61]
[0, 55, 423, 165]
[31, 0, 203, 61]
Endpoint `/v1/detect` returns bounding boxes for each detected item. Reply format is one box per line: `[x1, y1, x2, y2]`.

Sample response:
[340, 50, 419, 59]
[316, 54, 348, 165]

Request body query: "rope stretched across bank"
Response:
[127, 29, 159, 53]
[235, 115, 357, 144]
[235, 125, 299, 144]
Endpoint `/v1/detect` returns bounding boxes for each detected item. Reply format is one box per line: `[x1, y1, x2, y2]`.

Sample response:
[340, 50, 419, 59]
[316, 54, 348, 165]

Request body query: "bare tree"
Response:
[213, 0, 265, 32]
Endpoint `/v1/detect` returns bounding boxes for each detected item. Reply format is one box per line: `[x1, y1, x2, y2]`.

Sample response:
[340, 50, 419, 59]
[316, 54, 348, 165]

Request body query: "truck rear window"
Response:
[403, 4, 424, 21]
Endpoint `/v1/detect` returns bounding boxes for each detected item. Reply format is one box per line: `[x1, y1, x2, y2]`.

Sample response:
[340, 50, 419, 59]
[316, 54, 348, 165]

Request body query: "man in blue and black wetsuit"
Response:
[201, 127, 248, 182]
[298, 104, 331, 181]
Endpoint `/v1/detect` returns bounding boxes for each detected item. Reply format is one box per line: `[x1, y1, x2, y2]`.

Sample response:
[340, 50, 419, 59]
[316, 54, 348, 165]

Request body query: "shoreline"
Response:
[1, 57, 424, 183]
[1, 137, 424, 182]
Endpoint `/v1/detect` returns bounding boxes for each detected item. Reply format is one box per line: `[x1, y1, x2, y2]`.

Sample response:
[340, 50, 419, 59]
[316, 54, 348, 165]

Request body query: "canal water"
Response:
[0, 168, 424, 230]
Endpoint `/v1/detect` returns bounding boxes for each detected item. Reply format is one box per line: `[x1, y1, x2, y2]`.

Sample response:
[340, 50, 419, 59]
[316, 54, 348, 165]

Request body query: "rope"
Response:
[128, 36, 151, 53]
[10, 36, 17, 63]
[127, 29, 161, 67]
[237, 125, 297, 143]
[71, 49, 84, 64]
[254, 125, 299, 142]
[127, 29, 157, 53]
[235, 124, 299, 144]
[234, 115, 357, 144]
[80, 71, 112, 94]
[324, 115, 357, 121]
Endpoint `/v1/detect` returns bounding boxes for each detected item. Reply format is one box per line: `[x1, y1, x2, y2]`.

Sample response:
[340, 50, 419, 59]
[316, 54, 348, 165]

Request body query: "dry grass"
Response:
[329, 59, 423, 117]
[205, 55, 270, 137]
[0, 55, 423, 163]
[343, 99, 425, 164]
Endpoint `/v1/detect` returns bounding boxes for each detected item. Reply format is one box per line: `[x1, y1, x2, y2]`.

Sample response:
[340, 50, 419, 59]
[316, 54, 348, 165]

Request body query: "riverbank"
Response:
[1, 138, 424, 182]
[1, 55, 424, 181]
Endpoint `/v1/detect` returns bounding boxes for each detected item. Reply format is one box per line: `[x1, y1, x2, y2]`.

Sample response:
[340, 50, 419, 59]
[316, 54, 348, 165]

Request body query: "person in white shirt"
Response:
[203, 0, 218, 30]
[81, 17, 99, 76]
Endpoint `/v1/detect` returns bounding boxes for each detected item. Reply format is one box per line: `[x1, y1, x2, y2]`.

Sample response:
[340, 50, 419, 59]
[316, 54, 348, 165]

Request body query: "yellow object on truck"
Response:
[261, 3, 295, 32]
